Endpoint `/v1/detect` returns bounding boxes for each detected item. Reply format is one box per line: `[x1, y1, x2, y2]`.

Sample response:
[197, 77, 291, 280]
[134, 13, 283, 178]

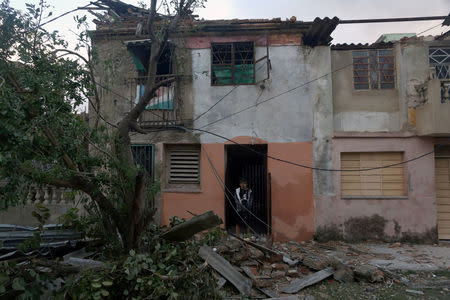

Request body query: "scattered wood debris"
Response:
[280, 268, 334, 294]
[198, 245, 252, 295]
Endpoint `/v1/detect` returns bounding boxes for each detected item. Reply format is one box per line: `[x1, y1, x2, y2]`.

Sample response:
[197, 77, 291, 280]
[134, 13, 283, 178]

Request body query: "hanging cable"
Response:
[198, 62, 354, 129]
[181, 126, 446, 172]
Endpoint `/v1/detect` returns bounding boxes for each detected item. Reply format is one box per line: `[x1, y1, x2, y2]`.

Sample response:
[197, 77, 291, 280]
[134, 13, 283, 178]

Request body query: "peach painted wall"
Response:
[161, 143, 226, 224]
[161, 139, 314, 242]
[315, 136, 437, 237]
[268, 142, 314, 241]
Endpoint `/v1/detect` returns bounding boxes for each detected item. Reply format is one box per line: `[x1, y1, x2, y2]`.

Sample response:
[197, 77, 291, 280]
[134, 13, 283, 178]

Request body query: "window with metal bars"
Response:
[429, 47, 450, 79]
[353, 49, 395, 90]
[166, 145, 200, 184]
[131, 144, 154, 176]
[211, 42, 255, 85]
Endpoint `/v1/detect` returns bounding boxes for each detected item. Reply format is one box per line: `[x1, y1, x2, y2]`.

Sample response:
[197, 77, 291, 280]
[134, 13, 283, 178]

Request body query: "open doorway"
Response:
[225, 144, 268, 235]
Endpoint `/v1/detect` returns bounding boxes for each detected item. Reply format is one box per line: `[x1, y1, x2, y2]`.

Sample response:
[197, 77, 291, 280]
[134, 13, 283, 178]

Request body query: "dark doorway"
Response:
[225, 144, 268, 234]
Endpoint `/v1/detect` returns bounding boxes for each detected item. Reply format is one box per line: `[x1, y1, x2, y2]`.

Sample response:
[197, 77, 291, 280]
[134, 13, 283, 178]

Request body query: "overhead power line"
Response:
[198, 62, 354, 129]
[180, 126, 446, 173]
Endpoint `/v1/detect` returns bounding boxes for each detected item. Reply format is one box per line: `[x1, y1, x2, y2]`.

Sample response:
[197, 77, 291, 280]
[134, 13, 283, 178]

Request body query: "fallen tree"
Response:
[0, 0, 205, 252]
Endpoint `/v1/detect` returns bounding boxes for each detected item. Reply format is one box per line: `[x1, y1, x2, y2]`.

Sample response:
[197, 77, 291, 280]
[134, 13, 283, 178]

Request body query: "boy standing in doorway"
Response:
[234, 177, 253, 235]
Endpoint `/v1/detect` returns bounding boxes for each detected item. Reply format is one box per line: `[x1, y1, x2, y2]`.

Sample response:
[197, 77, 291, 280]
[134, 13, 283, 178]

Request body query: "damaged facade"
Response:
[88, 2, 450, 243]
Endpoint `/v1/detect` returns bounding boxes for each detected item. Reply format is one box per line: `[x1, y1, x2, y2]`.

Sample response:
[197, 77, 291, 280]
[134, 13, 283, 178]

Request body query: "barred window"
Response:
[353, 49, 395, 90]
[211, 42, 254, 85]
[429, 47, 450, 79]
[131, 144, 154, 176]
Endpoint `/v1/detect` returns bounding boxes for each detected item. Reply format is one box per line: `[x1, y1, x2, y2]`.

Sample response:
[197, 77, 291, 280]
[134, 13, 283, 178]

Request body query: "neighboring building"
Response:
[90, 1, 450, 242]
[315, 33, 450, 242]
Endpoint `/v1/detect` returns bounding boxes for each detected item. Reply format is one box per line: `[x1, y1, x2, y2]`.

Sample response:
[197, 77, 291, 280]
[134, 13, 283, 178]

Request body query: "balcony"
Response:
[416, 79, 450, 136]
[127, 75, 185, 128]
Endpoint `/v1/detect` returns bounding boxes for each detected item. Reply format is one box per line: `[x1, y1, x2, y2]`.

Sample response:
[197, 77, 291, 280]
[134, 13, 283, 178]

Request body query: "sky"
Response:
[8, 0, 450, 49]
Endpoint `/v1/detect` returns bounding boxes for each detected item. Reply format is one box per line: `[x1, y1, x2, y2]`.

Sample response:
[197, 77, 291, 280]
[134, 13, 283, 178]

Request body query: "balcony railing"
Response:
[26, 185, 85, 205]
[127, 75, 184, 128]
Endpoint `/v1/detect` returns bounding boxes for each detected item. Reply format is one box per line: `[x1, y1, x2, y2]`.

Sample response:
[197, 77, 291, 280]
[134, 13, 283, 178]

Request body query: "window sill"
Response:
[162, 187, 202, 194]
[341, 196, 408, 200]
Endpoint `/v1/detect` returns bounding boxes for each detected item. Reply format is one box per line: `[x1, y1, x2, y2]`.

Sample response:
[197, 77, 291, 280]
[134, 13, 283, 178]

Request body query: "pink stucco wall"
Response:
[315, 136, 437, 237]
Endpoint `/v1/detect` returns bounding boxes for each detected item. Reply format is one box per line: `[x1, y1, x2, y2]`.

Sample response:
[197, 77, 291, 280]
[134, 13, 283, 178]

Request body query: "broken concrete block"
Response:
[354, 265, 384, 283]
[302, 255, 328, 270]
[271, 270, 286, 279]
[287, 269, 299, 277]
[271, 263, 288, 270]
[248, 246, 264, 259]
[255, 278, 274, 288]
[333, 267, 354, 283]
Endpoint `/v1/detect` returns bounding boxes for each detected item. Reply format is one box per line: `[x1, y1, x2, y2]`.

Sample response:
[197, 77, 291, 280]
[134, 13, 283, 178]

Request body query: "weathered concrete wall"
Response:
[312, 47, 334, 198]
[91, 35, 137, 127]
[331, 50, 401, 132]
[315, 136, 437, 241]
[0, 203, 85, 226]
[191, 44, 332, 144]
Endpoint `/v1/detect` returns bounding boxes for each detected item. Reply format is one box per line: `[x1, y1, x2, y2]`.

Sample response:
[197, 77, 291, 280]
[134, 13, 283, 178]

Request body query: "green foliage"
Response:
[204, 227, 225, 246]
[0, 261, 50, 299]
[62, 225, 220, 300]
[169, 215, 186, 227]
[18, 204, 49, 252]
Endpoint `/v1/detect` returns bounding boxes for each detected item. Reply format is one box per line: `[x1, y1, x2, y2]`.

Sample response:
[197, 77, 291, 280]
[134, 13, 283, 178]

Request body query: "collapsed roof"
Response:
[88, 0, 339, 47]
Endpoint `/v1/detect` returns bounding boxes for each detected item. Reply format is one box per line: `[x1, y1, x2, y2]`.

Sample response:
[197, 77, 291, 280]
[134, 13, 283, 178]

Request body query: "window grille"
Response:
[211, 42, 255, 85]
[353, 49, 395, 90]
[429, 47, 450, 79]
[131, 144, 154, 176]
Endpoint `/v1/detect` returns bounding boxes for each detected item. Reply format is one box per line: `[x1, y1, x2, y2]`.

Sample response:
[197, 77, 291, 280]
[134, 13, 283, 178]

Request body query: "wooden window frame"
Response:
[352, 49, 395, 90]
[340, 152, 406, 198]
[211, 41, 255, 86]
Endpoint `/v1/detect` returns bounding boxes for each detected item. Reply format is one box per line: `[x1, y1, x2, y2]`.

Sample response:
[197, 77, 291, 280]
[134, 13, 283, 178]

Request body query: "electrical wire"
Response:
[193, 127, 315, 242]
[184, 126, 446, 172]
[198, 62, 354, 129]
[193, 85, 239, 121]
[199, 142, 258, 235]
[416, 22, 444, 36]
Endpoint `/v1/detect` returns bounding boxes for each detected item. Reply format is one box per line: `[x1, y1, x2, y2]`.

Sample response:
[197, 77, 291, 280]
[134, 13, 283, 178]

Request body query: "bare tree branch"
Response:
[147, 0, 158, 41]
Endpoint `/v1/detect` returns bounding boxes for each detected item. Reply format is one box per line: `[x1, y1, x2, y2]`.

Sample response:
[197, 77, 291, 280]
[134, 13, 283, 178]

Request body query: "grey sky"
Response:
[9, 0, 450, 46]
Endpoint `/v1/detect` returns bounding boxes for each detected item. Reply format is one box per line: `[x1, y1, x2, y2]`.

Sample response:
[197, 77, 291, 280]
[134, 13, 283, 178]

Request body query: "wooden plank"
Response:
[437, 198, 450, 205]
[161, 211, 222, 241]
[279, 268, 334, 294]
[199, 246, 252, 295]
[437, 205, 450, 213]
[382, 189, 406, 196]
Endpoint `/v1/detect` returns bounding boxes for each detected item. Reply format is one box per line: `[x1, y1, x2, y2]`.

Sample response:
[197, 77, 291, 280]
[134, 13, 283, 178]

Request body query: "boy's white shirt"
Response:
[235, 187, 252, 204]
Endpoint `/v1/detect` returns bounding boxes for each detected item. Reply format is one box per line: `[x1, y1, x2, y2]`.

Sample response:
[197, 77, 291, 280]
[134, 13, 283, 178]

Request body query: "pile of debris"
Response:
[197, 234, 390, 299]
[188, 213, 449, 298]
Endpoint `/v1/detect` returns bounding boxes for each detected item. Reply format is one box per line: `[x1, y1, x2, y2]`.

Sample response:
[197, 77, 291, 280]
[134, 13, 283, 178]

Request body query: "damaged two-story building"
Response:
[314, 32, 450, 242]
[88, 0, 450, 242]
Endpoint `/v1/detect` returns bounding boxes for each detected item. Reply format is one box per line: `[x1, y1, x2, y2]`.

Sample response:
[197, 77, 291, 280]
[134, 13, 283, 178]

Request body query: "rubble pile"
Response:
[200, 235, 450, 299]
